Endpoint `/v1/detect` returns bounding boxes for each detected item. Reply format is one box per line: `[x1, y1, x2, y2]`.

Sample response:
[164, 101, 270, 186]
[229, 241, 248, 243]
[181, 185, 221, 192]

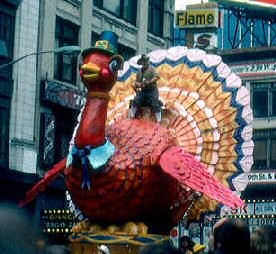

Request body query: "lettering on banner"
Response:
[230, 62, 276, 76]
[41, 210, 77, 233]
[248, 172, 276, 183]
[255, 202, 276, 215]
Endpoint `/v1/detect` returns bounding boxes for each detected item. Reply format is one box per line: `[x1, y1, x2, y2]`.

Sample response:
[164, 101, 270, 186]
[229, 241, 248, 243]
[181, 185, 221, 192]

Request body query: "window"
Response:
[251, 82, 276, 118]
[93, 0, 137, 25]
[148, 0, 164, 37]
[118, 43, 136, 61]
[91, 32, 100, 47]
[54, 112, 75, 163]
[0, 106, 9, 167]
[0, 11, 15, 60]
[41, 110, 77, 168]
[253, 129, 276, 169]
[54, 17, 79, 84]
[0, 11, 16, 167]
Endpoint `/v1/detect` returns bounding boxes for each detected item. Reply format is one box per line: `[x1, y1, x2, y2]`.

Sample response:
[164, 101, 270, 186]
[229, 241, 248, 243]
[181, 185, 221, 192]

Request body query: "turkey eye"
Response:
[109, 55, 124, 72]
[109, 59, 120, 72]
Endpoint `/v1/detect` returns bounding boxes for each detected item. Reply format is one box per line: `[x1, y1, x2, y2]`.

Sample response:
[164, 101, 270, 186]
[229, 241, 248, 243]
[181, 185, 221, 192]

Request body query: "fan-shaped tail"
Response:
[106, 47, 253, 217]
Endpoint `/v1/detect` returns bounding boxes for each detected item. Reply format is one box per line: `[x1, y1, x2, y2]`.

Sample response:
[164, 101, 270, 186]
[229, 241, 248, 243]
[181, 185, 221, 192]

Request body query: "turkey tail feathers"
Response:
[106, 46, 253, 217]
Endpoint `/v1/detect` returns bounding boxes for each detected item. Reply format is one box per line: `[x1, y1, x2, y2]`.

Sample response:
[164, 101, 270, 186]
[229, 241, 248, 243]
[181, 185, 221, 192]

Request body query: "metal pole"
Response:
[0, 50, 54, 69]
[0, 46, 81, 69]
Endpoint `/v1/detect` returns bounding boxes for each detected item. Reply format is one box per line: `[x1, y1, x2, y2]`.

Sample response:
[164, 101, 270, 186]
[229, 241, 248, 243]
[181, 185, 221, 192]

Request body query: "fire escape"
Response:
[218, 3, 276, 49]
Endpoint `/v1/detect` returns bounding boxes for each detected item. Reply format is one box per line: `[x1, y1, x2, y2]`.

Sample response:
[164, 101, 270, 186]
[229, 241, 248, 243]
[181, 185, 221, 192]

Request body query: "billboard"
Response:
[175, 9, 219, 28]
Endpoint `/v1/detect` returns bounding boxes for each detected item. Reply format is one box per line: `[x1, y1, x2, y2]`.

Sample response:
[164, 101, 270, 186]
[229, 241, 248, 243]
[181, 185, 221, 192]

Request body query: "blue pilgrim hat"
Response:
[81, 31, 119, 59]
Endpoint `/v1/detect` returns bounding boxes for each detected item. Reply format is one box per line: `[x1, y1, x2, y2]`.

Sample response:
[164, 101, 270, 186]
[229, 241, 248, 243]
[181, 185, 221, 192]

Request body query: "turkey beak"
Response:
[81, 63, 100, 82]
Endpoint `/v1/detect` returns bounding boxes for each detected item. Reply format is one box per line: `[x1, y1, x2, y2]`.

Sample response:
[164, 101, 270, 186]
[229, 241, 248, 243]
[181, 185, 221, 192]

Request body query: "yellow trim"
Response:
[87, 91, 110, 100]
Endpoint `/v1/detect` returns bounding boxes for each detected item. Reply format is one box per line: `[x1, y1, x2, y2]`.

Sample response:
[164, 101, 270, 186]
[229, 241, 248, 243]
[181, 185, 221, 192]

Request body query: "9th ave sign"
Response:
[247, 172, 276, 183]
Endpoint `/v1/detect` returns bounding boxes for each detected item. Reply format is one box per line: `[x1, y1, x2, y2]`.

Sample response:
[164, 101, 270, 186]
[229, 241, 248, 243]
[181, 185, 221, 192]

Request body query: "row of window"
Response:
[54, 0, 165, 84]
[54, 18, 137, 84]
[0, 9, 15, 167]
[93, 0, 164, 37]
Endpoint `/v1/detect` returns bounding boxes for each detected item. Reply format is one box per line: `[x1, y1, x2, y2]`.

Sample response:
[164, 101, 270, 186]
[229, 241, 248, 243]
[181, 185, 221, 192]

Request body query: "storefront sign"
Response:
[175, 9, 218, 28]
[220, 200, 276, 217]
[194, 32, 217, 50]
[220, 202, 255, 216]
[230, 62, 276, 77]
[255, 202, 276, 215]
[247, 172, 276, 183]
[247, 218, 276, 227]
[43, 81, 85, 110]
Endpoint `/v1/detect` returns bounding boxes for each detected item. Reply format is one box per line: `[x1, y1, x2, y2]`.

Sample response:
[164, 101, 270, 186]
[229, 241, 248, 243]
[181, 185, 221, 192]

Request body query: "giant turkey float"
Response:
[21, 31, 253, 254]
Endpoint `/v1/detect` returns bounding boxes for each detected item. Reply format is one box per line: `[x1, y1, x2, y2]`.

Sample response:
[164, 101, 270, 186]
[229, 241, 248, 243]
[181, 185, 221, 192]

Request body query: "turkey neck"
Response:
[75, 96, 108, 149]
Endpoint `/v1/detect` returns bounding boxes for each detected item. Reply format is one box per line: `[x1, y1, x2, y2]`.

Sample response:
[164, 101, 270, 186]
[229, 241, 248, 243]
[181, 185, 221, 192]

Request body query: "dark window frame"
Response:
[148, 0, 164, 37]
[54, 16, 79, 85]
[93, 0, 137, 26]
[253, 129, 276, 170]
[0, 10, 16, 168]
[40, 109, 77, 169]
[251, 82, 276, 118]
[0, 105, 10, 167]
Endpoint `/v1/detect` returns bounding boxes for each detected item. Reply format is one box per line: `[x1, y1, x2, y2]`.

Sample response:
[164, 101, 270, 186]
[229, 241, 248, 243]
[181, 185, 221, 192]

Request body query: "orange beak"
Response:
[80, 63, 101, 82]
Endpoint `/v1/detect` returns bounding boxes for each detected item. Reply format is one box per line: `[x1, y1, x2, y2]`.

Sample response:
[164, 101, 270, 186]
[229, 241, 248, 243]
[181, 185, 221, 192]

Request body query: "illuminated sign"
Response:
[220, 200, 276, 217]
[230, 61, 276, 77]
[255, 202, 276, 215]
[41, 209, 77, 233]
[175, 9, 218, 28]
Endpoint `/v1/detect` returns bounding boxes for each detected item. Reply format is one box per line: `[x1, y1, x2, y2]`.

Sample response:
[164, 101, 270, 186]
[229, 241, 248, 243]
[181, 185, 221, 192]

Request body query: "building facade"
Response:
[175, 0, 276, 246]
[175, 1, 276, 198]
[0, 0, 175, 237]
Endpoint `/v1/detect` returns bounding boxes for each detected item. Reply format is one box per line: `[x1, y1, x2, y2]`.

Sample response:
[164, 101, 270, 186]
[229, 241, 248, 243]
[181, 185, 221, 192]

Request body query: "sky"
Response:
[175, 0, 209, 10]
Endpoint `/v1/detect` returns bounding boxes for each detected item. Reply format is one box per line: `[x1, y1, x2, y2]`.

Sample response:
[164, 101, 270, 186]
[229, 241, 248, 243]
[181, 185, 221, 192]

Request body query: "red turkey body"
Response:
[65, 119, 193, 227]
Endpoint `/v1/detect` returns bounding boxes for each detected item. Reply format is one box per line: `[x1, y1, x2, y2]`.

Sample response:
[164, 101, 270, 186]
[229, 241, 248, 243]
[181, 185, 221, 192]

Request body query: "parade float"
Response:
[21, 31, 253, 254]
